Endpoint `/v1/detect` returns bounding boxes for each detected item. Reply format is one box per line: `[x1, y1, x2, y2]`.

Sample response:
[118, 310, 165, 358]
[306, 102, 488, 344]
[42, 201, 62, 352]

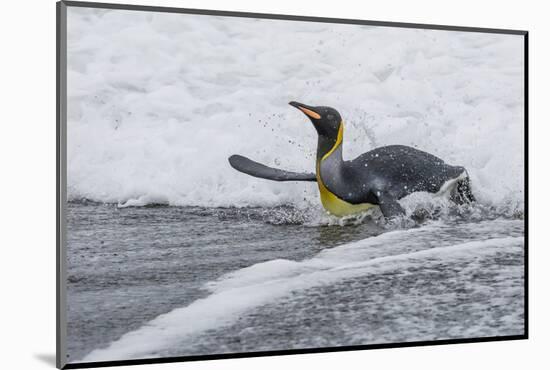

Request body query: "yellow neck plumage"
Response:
[316, 122, 375, 217]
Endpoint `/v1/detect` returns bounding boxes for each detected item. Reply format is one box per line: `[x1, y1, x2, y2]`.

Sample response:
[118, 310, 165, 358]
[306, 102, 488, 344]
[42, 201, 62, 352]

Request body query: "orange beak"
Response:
[289, 101, 321, 120]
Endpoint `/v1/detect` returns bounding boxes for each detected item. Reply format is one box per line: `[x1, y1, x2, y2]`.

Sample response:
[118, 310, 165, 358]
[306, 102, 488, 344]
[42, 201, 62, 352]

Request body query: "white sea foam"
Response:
[67, 8, 524, 212]
[81, 219, 523, 362]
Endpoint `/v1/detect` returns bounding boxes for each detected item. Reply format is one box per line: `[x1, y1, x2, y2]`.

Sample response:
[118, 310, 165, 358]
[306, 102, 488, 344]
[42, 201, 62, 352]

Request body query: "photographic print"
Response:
[57, 2, 527, 368]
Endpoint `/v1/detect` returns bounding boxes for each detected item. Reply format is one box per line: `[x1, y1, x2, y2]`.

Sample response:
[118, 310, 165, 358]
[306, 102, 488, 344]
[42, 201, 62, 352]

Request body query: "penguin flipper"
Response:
[377, 192, 406, 218]
[228, 155, 317, 182]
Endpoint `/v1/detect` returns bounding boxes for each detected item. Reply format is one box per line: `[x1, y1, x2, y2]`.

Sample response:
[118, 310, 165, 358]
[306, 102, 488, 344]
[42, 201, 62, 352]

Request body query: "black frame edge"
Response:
[57, 1, 68, 369]
[523, 32, 529, 339]
[63, 335, 527, 369]
[61, 0, 527, 35]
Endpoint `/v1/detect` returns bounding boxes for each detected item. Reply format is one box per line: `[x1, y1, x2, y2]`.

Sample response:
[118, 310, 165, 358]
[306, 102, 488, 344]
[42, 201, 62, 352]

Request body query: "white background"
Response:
[1, 0, 547, 369]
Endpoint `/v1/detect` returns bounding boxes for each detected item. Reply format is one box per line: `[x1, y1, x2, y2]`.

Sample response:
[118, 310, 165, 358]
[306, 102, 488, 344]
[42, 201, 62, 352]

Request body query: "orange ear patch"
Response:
[299, 107, 321, 119]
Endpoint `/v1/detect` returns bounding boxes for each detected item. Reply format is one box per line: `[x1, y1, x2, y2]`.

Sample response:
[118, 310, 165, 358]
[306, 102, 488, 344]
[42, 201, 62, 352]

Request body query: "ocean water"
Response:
[66, 203, 384, 361]
[65, 6, 525, 365]
[67, 203, 524, 362]
[66, 7, 524, 211]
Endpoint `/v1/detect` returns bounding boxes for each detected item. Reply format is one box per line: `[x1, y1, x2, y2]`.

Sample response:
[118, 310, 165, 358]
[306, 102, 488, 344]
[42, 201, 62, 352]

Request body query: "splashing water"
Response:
[67, 7, 524, 216]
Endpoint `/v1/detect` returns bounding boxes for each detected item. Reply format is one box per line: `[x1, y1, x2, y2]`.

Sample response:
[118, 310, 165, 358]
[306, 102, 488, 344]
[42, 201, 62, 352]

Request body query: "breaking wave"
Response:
[67, 8, 525, 215]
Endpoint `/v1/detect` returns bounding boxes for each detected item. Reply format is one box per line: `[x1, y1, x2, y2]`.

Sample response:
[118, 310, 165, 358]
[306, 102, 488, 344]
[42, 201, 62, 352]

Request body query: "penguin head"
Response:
[289, 101, 342, 141]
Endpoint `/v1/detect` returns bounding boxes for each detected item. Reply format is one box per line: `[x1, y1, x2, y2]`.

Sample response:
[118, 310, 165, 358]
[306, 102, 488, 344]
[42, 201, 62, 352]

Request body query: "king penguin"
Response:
[229, 101, 475, 218]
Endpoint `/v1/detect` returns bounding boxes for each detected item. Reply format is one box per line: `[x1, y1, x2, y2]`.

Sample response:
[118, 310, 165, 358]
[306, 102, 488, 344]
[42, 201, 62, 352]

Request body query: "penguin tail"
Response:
[228, 154, 317, 182]
[450, 170, 476, 205]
